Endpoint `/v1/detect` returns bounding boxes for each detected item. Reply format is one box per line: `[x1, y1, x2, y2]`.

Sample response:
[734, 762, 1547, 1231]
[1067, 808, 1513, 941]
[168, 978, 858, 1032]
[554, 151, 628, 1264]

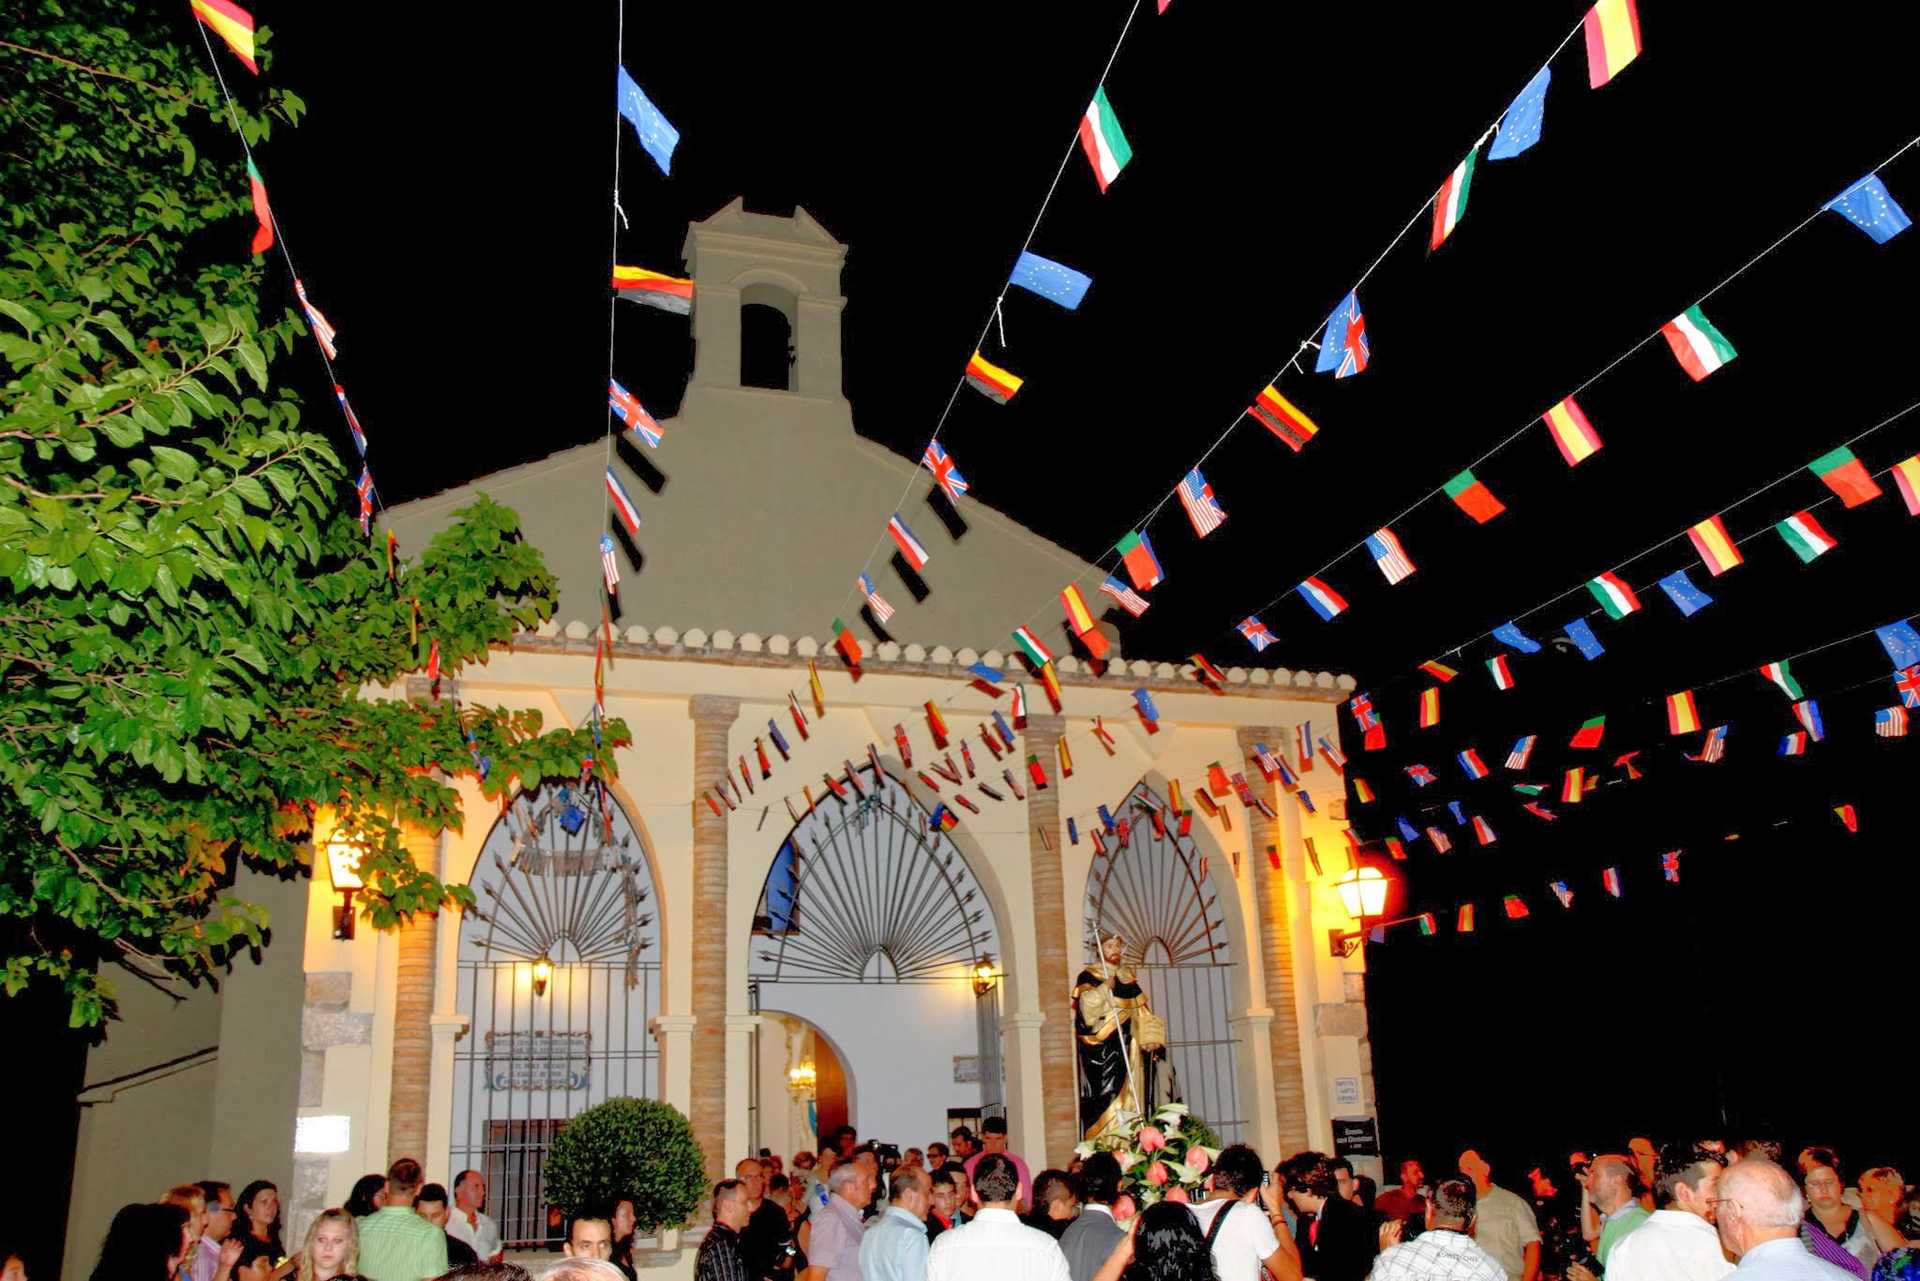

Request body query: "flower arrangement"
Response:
[1073, 1102, 1220, 1221]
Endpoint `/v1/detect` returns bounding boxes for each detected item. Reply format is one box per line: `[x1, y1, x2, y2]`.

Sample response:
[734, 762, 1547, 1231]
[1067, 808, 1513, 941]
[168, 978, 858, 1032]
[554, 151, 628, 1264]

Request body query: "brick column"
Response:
[388, 819, 441, 1164]
[1235, 726, 1311, 1155]
[688, 694, 739, 1181]
[1023, 714, 1078, 1167]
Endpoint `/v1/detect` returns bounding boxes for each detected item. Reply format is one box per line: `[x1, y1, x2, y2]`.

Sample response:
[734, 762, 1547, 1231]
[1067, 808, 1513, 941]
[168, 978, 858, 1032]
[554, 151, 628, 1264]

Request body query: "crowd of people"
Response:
[45, 1120, 1920, 1281]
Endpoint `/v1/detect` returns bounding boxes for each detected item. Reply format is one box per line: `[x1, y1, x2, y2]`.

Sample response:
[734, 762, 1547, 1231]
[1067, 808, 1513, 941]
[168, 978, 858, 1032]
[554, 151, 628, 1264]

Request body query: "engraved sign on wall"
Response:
[485, 1031, 593, 1091]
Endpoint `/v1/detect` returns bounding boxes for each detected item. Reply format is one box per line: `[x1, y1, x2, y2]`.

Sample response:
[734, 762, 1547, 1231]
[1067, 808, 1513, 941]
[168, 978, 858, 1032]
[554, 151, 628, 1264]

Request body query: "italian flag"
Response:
[1775, 510, 1838, 563]
[1586, 571, 1641, 619]
[1661, 305, 1738, 381]
[1758, 660, 1804, 699]
[1077, 86, 1133, 193]
[1011, 626, 1054, 668]
[1429, 148, 1478, 250]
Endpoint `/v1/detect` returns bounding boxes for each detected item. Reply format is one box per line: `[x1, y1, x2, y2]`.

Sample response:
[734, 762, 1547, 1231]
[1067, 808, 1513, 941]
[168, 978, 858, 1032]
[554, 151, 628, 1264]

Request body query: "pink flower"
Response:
[1137, 1126, 1166, 1152]
[1113, 1194, 1137, 1223]
[1187, 1148, 1211, 1175]
[1116, 1151, 1139, 1172]
[1163, 1186, 1190, 1204]
[1146, 1161, 1170, 1187]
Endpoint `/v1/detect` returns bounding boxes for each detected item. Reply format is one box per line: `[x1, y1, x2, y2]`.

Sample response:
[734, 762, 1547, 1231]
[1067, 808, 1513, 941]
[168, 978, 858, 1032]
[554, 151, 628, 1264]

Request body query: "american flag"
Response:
[1317, 736, 1347, 772]
[599, 533, 620, 594]
[857, 572, 895, 623]
[1296, 720, 1315, 770]
[1099, 575, 1149, 617]
[1364, 526, 1417, 585]
[1697, 725, 1728, 763]
[1505, 734, 1537, 771]
[295, 278, 338, 359]
[1176, 467, 1227, 538]
[1237, 615, 1275, 651]
[1251, 742, 1283, 779]
[1877, 705, 1910, 738]
[923, 440, 969, 502]
[1426, 826, 1452, 853]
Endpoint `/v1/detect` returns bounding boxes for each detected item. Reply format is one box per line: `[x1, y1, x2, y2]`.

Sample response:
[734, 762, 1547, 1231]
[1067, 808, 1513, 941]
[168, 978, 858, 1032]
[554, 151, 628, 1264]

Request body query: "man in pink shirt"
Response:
[963, 1117, 1032, 1215]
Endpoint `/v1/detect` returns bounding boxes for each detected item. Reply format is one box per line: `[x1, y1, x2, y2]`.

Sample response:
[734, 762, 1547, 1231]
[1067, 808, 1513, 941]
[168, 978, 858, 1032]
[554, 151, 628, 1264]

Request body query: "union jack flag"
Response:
[1406, 762, 1436, 787]
[1661, 851, 1683, 882]
[923, 440, 969, 502]
[1237, 615, 1276, 651]
[599, 533, 620, 594]
[1099, 575, 1149, 618]
[334, 384, 367, 456]
[355, 466, 374, 534]
[1897, 665, 1920, 709]
[1348, 694, 1380, 733]
[610, 379, 664, 448]
[857, 571, 895, 623]
[1177, 467, 1227, 538]
[1876, 705, 1909, 738]
[295, 278, 338, 359]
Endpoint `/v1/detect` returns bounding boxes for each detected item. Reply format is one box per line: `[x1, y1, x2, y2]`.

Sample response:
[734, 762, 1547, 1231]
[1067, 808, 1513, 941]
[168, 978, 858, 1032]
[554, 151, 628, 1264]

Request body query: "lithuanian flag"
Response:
[612, 266, 694, 314]
[192, 0, 257, 74]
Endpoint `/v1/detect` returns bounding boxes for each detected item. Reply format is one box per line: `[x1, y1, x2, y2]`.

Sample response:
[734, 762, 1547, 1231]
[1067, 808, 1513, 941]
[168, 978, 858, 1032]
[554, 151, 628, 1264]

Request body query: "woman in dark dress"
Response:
[232, 1181, 285, 1281]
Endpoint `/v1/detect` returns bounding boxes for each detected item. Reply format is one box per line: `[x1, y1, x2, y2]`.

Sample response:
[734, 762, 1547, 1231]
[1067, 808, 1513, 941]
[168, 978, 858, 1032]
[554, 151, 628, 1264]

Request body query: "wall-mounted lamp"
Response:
[531, 954, 554, 998]
[324, 829, 367, 940]
[1328, 865, 1393, 958]
[971, 953, 1000, 997]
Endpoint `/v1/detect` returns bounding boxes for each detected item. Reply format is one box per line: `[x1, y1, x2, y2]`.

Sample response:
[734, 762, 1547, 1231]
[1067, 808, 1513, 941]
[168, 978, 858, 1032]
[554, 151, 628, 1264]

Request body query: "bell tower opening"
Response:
[740, 286, 796, 391]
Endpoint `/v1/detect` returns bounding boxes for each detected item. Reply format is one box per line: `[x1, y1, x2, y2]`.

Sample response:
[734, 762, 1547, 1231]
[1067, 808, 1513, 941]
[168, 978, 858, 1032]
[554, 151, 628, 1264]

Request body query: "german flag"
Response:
[612, 265, 693, 314]
[964, 351, 1023, 404]
[1249, 384, 1318, 452]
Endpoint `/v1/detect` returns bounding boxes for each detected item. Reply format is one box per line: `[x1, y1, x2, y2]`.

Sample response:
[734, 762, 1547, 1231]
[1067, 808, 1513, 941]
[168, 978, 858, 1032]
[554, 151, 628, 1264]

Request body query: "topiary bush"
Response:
[1180, 1113, 1223, 1151]
[543, 1097, 707, 1232]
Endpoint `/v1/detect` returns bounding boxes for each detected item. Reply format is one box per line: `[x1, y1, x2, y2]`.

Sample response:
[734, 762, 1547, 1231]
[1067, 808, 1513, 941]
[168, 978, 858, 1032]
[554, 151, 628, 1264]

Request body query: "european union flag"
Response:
[1563, 617, 1606, 660]
[1657, 569, 1714, 617]
[1876, 619, 1920, 670]
[1493, 621, 1542, 654]
[1009, 251, 1092, 309]
[617, 67, 679, 175]
[1396, 815, 1420, 843]
[1314, 291, 1369, 378]
[1488, 66, 1551, 160]
[1447, 800, 1466, 825]
[1826, 174, 1912, 244]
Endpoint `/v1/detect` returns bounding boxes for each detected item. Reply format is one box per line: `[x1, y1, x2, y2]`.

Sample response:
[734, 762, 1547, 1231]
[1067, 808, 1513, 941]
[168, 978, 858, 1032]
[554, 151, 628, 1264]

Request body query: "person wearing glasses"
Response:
[1714, 1159, 1859, 1281]
[1799, 1152, 1874, 1279]
[189, 1183, 244, 1281]
[1607, 1142, 1735, 1281]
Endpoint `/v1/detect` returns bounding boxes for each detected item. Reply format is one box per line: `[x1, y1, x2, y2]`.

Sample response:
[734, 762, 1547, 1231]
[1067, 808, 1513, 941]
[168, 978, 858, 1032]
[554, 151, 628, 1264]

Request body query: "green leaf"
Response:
[151, 444, 197, 482]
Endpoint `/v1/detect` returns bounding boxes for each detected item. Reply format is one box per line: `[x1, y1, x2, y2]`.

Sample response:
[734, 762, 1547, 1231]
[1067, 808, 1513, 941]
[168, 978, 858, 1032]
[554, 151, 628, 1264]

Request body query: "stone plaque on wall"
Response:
[484, 1030, 592, 1091]
[952, 1055, 981, 1084]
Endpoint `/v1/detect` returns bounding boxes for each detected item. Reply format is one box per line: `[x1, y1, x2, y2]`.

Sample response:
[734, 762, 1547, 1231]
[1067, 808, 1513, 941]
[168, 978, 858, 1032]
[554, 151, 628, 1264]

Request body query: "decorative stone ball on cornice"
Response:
[1315, 671, 1334, 688]
[1250, 669, 1271, 686]
[1336, 674, 1357, 690]
[711, 629, 735, 651]
[1293, 670, 1316, 687]
[1154, 662, 1177, 680]
[928, 645, 952, 664]
[794, 636, 818, 657]
[625, 626, 651, 644]
[536, 619, 561, 638]
[563, 620, 591, 640]
[979, 649, 1003, 668]
[682, 628, 709, 649]
[739, 633, 763, 653]
[1057, 656, 1080, 674]
[654, 625, 680, 646]
[1227, 667, 1248, 684]
[767, 634, 791, 655]
[955, 647, 978, 666]
[902, 644, 927, 662]
[1129, 659, 1152, 677]
[876, 641, 901, 661]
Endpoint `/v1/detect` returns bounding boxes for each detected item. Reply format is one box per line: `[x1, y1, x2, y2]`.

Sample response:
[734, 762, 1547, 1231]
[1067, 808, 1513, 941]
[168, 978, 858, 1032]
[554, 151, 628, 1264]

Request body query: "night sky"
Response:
[18, 3, 1920, 1251]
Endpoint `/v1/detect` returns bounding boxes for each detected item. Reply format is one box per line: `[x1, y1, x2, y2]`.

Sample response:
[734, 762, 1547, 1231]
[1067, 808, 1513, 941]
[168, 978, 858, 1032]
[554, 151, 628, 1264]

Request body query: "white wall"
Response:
[759, 980, 982, 1151]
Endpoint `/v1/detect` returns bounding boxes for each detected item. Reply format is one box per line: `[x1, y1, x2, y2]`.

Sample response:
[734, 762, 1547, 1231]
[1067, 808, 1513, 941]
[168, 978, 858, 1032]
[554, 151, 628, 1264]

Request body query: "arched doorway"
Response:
[747, 766, 1003, 1148]
[452, 785, 660, 1248]
[1081, 781, 1246, 1143]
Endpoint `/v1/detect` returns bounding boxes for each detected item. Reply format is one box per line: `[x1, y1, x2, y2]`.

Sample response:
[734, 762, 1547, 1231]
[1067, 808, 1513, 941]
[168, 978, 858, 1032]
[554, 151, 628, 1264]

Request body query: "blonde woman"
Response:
[295, 1211, 357, 1281]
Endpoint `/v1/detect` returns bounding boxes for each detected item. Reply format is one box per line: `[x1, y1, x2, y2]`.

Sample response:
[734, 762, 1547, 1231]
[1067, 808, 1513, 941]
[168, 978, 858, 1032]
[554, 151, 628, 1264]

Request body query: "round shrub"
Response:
[543, 1096, 706, 1232]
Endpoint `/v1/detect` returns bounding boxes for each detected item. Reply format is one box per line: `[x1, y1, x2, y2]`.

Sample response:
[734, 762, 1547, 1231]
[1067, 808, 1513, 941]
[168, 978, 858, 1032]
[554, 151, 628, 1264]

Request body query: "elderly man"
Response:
[860, 1167, 932, 1281]
[541, 1261, 630, 1281]
[1607, 1142, 1734, 1281]
[451, 1170, 506, 1266]
[803, 1159, 876, 1281]
[737, 1157, 794, 1280]
[1461, 1150, 1541, 1281]
[1716, 1161, 1861, 1281]
[1371, 1178, 1507, 1281]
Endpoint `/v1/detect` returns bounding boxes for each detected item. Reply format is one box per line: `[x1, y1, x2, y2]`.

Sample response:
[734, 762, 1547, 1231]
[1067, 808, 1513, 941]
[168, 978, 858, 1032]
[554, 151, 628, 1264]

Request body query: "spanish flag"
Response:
[808, 660, 826, 717]
[1417, 686, 1440, 728]
[192, 0, 257, 73]
[1039, 661, 1063, 711]
[612, 266, 694, 314]
[964, 351, 1023, 404]
[1543, 396, 1603, 467]
[925, 700, 949, 748]
[1061, 584, 1108, 659]
[1666, 689, 1701, 735]
[1686, 514, 1744, 577]
[1582, 0, 1643, 88]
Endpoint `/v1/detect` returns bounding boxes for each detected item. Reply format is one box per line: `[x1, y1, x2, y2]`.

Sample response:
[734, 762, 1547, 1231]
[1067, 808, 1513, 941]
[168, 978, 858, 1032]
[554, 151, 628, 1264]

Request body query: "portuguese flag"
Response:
[1444, 469, 1505, 524]
[246, 158, 273, 254]
[1807, 446, 1883, 508]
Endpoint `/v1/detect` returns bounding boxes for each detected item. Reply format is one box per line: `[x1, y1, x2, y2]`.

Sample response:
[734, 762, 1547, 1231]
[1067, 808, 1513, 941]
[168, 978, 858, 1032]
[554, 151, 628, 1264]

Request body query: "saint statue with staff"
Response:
[1073, 930, 1171, 1139]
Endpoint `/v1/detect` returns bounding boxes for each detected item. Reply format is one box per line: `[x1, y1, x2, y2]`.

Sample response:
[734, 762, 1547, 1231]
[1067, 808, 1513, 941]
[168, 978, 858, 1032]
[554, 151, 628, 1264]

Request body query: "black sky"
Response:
[173, 0, 1920, 1181]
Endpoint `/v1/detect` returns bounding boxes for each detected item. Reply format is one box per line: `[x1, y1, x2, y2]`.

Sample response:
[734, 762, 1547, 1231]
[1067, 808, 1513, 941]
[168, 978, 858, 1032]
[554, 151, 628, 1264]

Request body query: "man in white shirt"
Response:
[1459, 1150, 1540, 1281]
[1369, 1178, 1506, 1281]
[448, 1170, 504, 1265]
[1188, 1145, 1299, 1281]
[1715, 1160, 1859, 1281]
[927, 1153, 1069, 1281]
[1607, 1142, 1736, 1281]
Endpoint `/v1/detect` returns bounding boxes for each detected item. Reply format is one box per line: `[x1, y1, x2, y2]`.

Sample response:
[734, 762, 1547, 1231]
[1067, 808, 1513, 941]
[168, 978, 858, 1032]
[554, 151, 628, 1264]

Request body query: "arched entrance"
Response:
[452, 785, 660, 1248]
[747, 766, 1003, 1149]
[1081, 781, 1246, 1143]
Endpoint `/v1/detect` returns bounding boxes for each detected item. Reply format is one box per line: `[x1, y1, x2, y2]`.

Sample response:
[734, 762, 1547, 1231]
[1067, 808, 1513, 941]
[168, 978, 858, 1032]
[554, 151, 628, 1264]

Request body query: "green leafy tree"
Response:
[543, 1097, 708, 1232]
[0, 2, 626, 1025]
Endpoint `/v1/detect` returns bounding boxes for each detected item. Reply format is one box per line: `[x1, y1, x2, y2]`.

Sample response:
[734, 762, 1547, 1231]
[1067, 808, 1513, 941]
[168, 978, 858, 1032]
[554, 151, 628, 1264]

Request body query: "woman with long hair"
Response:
[610, 1198, 639, 1281]
[295, 1210, 358, 1281]
[160, 1186, 208, 1280]
[232, 1181, 285, 1281]
[1110, 1202, 1218, 1281]
[91, 1203, 192, 1281]
[344, 1175, 386, 1220]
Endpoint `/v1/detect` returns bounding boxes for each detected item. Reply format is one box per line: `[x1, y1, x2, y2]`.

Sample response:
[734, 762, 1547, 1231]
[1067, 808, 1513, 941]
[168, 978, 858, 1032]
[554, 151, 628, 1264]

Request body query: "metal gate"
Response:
[1081, 782, 1245, 1144]
[454, 785, 660, 1248]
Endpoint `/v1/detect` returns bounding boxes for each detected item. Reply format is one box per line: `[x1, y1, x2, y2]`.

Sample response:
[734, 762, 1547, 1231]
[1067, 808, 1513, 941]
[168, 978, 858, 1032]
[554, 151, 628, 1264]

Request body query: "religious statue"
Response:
[1073, 930, 1170, 1139]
